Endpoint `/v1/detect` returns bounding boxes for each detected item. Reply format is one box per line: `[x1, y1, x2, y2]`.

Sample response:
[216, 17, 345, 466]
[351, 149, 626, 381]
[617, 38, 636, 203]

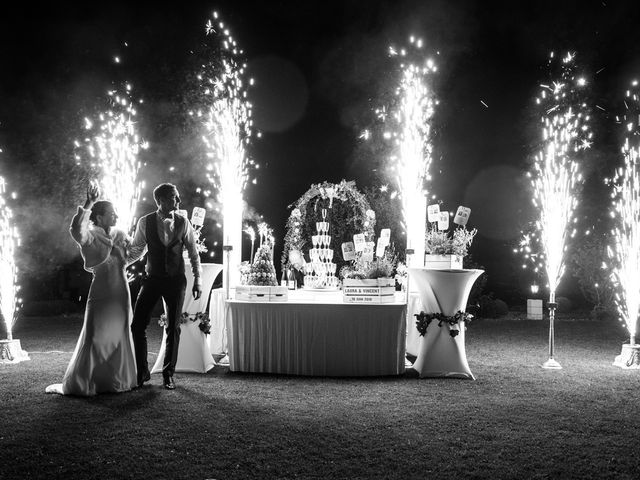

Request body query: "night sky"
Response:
[2, 0, 640, 300]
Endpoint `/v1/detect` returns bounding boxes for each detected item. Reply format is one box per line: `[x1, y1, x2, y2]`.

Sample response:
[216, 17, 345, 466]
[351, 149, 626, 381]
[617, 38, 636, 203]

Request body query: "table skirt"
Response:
[226, 301, 407, 376]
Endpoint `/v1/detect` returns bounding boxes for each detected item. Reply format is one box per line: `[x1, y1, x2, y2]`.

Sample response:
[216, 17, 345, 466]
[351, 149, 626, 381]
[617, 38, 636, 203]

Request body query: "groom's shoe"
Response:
[138, 370, 151, 388]
[163, 375, 176, 390]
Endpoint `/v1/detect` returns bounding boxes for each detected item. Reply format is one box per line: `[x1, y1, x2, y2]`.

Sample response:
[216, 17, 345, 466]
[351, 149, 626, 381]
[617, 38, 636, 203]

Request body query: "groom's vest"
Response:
[145, 212, 187, 277]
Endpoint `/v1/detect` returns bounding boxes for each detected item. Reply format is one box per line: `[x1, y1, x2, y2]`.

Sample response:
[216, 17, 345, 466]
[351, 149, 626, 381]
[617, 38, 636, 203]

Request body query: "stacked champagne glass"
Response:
[304, 210, 338, 289]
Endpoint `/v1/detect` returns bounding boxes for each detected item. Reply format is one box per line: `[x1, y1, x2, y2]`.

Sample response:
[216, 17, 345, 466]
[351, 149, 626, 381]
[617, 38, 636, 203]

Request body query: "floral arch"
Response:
[281, 180, 376, 275]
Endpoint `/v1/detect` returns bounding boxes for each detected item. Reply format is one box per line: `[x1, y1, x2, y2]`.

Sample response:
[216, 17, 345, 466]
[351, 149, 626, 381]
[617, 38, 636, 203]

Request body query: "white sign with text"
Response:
[353, 233, 366, 252]
[427, 204, 441, 223]
[362, 242, 375, 262]
[342, 242, 356, 261]
[191, 207, 206, 227]
[379, 228, 391, 246]
[438, 212, 450, 231]
[453, 206, 471, 226]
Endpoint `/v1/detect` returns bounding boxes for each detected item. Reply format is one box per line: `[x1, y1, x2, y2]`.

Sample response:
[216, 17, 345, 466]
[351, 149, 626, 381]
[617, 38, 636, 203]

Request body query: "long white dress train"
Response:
[46, 207, 137, 396]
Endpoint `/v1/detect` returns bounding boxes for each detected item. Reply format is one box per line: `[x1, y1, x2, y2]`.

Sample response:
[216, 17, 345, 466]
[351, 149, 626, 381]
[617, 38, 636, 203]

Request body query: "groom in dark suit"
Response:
[128, 183, 202, 390]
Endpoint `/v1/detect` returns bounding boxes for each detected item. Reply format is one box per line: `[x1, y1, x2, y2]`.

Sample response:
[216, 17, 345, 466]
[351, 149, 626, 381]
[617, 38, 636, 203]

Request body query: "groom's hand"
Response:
[192, 285, 202, 300]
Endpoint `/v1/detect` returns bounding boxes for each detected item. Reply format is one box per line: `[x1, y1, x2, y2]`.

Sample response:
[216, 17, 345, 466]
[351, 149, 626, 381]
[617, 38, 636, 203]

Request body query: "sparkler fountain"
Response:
[245, 225, 256, 264]
[197, 11, 255, 289]
[382, 37, 437, 268]
[529, 52, 592, 369]
[75, 84, 147, 234]
[0, 175, 27, 363]
[608, 80, 640, 369]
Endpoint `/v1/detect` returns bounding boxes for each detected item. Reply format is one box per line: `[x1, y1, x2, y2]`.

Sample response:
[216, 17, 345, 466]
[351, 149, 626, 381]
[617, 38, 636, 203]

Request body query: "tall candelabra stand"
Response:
[223, 245, 233, 300]
[404, 248, 415, 368]
[405, 248, 414, 304]
[216, 244, 234, 367]
[542, 291, 562, 369]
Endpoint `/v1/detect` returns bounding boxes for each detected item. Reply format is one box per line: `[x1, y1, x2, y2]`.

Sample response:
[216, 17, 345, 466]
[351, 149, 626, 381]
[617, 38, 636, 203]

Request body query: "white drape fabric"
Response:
[407, 269, 484, 380]
[208, 289, 228, 355]
[151, 262, 223, 374]
[226, 299, 407, 376]
[406, 293, 425, 357]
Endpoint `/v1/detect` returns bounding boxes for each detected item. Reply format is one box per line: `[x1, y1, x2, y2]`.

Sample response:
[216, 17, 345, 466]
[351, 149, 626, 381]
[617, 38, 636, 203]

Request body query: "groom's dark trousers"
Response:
[131, 273, 186, 381]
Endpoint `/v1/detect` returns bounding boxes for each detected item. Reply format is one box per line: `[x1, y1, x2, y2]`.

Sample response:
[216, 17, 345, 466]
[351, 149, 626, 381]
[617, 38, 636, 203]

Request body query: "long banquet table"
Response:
[225, 292, 407, 377]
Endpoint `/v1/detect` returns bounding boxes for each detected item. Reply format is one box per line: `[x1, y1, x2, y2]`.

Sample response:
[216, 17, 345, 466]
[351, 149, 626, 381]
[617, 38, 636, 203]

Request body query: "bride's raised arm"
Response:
[69, 183, 100, 246]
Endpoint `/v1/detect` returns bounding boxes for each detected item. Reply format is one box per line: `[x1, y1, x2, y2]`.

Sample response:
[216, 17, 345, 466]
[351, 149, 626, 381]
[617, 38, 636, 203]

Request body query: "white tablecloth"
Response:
[209, 289, 356, 355]
[151, 263, 223, 374]
[407, 268, 484, 379]
[225, 294, 407, 376]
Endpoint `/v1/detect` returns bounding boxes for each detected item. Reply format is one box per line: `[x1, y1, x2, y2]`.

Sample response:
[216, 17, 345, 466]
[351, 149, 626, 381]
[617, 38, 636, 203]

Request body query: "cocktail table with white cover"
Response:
[226, 291, 407, 376]
[407, 268, 483, 379]
[151, 262, 223, 374]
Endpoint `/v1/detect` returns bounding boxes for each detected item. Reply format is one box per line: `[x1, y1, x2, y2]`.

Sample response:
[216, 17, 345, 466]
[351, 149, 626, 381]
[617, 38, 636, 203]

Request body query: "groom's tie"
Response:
[162, 212, 175, 244]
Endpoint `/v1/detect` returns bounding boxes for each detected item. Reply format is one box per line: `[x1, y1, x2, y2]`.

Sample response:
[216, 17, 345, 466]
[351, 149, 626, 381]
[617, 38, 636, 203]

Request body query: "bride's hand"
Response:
[84, 182, 100, 208]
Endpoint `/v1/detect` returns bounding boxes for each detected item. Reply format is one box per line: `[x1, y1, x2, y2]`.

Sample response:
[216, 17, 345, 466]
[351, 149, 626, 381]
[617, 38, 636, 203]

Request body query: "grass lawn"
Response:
[1, 313, 640, 479]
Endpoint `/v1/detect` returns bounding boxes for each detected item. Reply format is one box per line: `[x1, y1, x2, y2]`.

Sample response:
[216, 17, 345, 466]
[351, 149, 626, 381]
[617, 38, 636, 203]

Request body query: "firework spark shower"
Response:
[195, 11, 256, 286]
[529, 52, 592, 367]
[608, 80, 640, 348]
[75, 84, 147, 234]
[382, 36, 437, 266]
[0, 175, 20, 340]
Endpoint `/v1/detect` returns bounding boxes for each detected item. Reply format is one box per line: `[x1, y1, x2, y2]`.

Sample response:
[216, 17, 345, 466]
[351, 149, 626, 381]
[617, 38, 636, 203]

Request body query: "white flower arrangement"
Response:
[425, 226, 477, 256]
[193, 227, 208, 253]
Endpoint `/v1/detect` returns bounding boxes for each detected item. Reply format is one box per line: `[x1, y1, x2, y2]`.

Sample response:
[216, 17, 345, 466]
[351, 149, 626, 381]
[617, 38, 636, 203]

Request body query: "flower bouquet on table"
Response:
[239, 261, 251, 285]
[178, 207, 208, 255]
[394, 261, 408, 291]
[340, 229, 398, 303]
[424, 204, 477, 269]
[193, 227, 208, 254]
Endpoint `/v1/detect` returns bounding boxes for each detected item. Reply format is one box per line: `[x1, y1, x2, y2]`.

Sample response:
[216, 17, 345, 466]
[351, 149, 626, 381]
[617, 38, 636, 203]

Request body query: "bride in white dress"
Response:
[46, 184, 137, 395]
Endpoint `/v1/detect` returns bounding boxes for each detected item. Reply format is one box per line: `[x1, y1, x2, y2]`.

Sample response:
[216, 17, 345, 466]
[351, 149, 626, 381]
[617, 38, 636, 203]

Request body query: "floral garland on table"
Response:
[158, 312, 211, 335]
[414, 311, 473, 338]
[281, 180, 375, 274]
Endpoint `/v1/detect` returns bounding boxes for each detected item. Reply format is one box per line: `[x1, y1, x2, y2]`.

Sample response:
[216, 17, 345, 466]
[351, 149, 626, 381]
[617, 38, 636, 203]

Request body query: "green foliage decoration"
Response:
[570, 235, 616, 313]
[363, 186, 404, 261]
[281, 180, 375, 275]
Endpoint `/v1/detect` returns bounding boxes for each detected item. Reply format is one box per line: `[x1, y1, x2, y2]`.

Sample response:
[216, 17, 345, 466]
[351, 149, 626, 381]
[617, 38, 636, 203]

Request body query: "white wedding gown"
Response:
[46, 208, 137, 396]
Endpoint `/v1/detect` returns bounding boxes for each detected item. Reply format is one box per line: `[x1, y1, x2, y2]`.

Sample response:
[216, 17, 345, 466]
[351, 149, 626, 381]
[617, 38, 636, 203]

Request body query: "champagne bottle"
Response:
[287, 268, 296, 290]
[280, 270, 287, 288]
